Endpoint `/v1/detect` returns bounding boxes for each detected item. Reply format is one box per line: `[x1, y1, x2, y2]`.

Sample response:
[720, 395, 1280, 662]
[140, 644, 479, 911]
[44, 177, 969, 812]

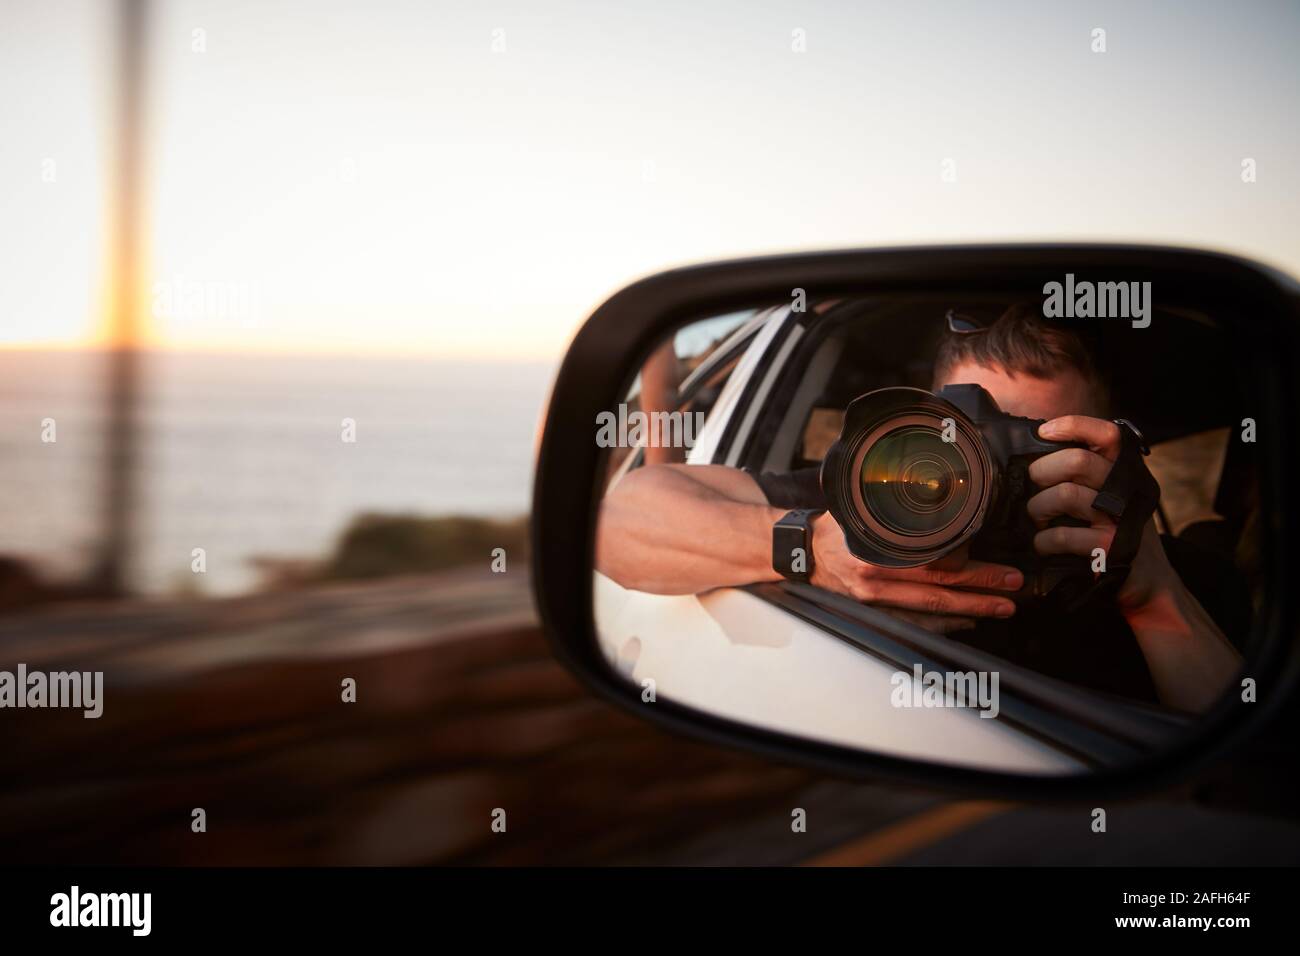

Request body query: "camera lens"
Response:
[859, 426, 972, 536]
[823, 387, 992, 568]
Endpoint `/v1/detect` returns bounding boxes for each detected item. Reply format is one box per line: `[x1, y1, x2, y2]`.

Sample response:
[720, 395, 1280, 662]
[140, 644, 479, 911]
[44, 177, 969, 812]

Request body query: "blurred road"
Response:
[0, 568, 876, 864]
[3, 567, 1298, 866]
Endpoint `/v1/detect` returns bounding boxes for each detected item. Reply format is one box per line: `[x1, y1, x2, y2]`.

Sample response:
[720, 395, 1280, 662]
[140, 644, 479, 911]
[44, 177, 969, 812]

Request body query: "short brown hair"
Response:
[933, 303, 1106, 406]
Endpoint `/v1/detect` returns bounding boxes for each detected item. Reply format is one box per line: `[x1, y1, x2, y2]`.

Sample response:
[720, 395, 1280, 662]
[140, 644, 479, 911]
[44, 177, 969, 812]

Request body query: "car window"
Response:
[674, 311, 753, 367]
[601, 312, 757, 485]
[1145, 428, 1230, 534]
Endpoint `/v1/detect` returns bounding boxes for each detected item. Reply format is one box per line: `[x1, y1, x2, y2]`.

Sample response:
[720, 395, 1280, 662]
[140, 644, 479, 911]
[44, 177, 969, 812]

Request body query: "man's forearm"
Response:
[1124, 580, 1243, 713]
[595, 466, 784, 594]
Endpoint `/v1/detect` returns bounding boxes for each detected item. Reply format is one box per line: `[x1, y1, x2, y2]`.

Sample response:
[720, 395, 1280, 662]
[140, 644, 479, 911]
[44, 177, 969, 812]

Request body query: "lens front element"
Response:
[860, 426, 972, 537]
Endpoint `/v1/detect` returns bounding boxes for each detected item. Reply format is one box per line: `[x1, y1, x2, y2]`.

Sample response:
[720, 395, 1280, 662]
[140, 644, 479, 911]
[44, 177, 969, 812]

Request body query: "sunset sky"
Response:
[3, 0, 1299, 360]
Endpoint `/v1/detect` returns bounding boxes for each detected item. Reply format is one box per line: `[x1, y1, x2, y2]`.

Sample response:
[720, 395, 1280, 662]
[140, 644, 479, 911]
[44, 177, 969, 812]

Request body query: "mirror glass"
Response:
[592, 291, 1263, 776]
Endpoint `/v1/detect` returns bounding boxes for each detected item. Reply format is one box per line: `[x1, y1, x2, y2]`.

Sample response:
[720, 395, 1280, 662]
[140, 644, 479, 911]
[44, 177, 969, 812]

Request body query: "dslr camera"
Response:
[820, 384, 1091, 602]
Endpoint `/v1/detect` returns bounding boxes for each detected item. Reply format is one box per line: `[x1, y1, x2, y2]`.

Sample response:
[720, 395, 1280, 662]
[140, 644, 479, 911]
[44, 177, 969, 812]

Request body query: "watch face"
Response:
[773, 516, 812, 580]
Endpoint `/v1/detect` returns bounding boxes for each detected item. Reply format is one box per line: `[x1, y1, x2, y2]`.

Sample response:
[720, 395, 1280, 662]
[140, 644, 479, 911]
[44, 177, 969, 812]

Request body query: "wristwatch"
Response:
[772, 509, 825, 583]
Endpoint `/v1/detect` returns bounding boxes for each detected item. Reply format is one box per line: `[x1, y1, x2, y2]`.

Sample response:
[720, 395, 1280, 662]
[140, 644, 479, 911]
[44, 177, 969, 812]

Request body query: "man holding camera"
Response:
[595, 305, 1244, 713]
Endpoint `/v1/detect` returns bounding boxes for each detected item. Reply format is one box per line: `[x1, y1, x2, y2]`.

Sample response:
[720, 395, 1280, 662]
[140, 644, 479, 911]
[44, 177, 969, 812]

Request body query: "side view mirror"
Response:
[531, 245, 1299, 799]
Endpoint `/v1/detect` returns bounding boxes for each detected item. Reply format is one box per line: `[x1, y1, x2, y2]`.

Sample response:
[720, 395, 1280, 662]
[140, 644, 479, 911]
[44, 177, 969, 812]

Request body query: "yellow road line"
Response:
[801, 801, 1012, 867]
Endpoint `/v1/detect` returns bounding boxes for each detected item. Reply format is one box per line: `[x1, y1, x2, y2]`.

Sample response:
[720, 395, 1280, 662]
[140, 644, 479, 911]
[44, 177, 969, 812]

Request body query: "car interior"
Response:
[741, 295, 1263, 661]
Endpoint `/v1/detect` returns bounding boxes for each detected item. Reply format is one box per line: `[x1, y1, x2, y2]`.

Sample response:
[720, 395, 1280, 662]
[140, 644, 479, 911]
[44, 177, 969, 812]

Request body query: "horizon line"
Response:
[0, 341, 562, 364]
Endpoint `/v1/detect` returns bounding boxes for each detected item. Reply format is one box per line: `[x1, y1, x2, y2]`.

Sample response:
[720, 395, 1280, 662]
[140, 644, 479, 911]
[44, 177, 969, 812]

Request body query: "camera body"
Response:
[821, 383, 1089, 600]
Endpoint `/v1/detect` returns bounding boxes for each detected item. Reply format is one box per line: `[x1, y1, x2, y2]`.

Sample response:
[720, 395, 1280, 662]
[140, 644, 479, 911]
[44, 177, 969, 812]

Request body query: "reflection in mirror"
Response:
[592, 293, 1261, 776]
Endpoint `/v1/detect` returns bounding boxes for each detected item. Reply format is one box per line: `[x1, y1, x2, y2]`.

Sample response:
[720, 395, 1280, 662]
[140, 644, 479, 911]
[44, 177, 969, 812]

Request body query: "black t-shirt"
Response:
[753, 467, 1251, 705]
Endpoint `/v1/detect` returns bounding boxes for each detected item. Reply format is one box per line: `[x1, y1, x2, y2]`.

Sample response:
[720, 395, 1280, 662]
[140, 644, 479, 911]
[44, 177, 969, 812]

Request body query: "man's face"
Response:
[936, 361, 1104, 420]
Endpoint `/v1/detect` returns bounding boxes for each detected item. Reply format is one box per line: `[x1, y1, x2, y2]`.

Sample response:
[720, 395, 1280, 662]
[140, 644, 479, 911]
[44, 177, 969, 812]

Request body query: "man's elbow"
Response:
[593, 496, 638, 589]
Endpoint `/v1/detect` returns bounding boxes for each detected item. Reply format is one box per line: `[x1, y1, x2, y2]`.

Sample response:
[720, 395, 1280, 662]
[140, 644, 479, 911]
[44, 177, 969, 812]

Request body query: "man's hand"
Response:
[1030, 415, 1242, 712]
[1028, 415, 1175, 611]
[809, 512, 1021, 634]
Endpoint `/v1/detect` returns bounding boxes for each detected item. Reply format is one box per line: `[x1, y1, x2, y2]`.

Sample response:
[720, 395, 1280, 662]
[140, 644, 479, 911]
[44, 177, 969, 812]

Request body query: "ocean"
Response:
[0, 350, 555, 595]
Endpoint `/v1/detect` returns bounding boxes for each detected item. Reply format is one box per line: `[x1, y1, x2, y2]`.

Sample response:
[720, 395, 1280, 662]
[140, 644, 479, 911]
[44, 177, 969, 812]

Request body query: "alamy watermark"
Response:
[1042, 274, 1151, 328]
[50, 886, 150, 936]
[890, 663, 1000, 719]
[0, 664, 103, 718]
[152, 275, 262, 327]
[595, 403, 706, 449]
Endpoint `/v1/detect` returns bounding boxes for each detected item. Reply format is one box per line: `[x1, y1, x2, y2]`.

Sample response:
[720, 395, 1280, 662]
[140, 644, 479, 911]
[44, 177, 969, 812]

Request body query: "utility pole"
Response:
[92, 0, 148, 597]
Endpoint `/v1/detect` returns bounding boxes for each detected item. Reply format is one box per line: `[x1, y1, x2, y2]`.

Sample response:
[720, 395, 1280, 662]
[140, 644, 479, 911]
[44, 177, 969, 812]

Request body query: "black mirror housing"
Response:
[531, 244, 1300, 801]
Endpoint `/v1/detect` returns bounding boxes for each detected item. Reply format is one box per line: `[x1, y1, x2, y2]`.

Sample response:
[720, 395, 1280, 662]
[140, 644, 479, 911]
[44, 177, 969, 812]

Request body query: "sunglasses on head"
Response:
[945, 308, 996, 334]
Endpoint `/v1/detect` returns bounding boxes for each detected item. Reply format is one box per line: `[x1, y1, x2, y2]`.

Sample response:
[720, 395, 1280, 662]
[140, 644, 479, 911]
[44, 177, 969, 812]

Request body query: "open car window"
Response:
[601, 310, 761, 488]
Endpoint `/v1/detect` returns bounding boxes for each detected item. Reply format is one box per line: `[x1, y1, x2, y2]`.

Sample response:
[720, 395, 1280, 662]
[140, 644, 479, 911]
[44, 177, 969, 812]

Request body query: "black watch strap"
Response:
[773, 509, 825, 583]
